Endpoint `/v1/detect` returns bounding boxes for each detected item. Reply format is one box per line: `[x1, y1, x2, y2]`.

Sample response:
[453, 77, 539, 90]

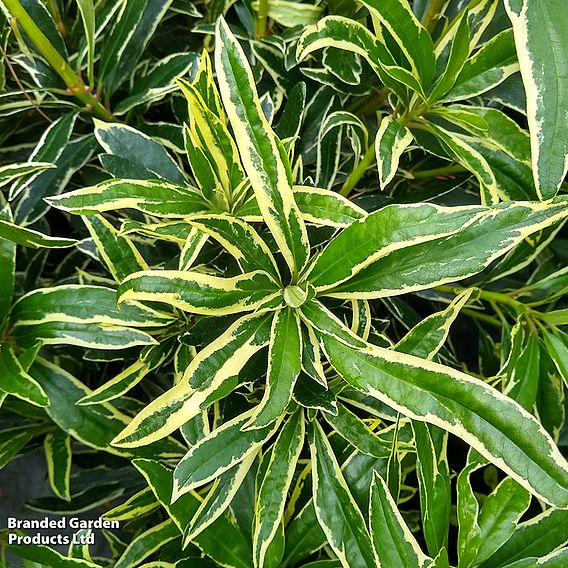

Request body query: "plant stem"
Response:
[412, 164, 467, 179]
[340, 141, 376, 197]
[461, 308, 501, 328]
[3, 0, 113, 121]
[255, 0, 269, 37]
[436, 284, 529, 314]
[422, 0, 447, 33]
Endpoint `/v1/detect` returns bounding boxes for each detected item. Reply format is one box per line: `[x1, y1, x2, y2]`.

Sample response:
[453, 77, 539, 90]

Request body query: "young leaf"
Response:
[215, 18, 309, 277]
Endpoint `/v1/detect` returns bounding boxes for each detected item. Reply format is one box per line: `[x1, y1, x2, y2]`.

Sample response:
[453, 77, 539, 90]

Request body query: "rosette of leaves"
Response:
[295, 0, 568, 206]
[29, 17, 568, 568]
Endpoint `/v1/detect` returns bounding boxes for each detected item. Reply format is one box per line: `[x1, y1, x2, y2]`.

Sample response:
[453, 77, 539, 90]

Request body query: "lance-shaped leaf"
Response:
[505, 0, 568, 198]
[215, 18, 309, 276]
[297, 17, 413, 103]
[413, 422, 450, 557]
[0, 219, 76, 248]
[254, 410, 304, 568]
[478, 507, 568, 568]
[133, 459, 252, 568]
[293, 186, 366, 228]
[6, 543, 100, 568]
[82, 215, 148, 281]
[360, 0, 435, 88]
[300, 299, 368, 349]
[395, 289, 474, 359]
[307, 202, 485, 291]
[30, 358, 184, 460]
[0, 343, 48, 406]
[321, 333, 568, 508]
[178, 79, 245, 203]
[44, 430, 72, 501]
[187, 214, 280, 280]
[428, 13, 470, 103]
[77, 344, 170, 405]
[309, 420, 378, 568]
[112, 312, 273, 447]
[94, 120, 186, 184]
[47, 179, 208, 218]
[12, 285, 172, 328]
[103, 488, 159, 522]
[172, 408, 282, 500]
[329, 199, 568, 297]
[114, 519, 180, 568]
[369, 472, 430, 567]
[0, 162, 54, 189]
[184, 453, 256, 544]
[0, 197, 15, 328]
[375, 116, 413, 190]
[542, 328, 568, 387]
[475, 477, 531, 564]
[179, 226, 209, 271]
[323, 402, 394, 459]
[444, 28, 518, 102]
[246, 308, 302, 429]
[118, 270, 281, 316]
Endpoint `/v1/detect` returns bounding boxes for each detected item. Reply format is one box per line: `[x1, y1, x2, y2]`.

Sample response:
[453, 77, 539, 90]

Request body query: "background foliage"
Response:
[1, 0, 568, 567]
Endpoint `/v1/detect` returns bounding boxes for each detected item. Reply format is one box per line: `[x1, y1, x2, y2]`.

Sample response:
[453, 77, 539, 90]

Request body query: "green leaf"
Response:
[395, 289, 473, 359]
[307, 202, 484, 291]
[184, 454, 255, 543]
[253, 0, 323, 27]
[43, 430, 72, 501]
[0, 198, 15, 329]
[321, 333, 568, 508]
[360, 0, 436, 88]
[112, 312, 273, 447]
[478, 508, 568, 568]
[188, 215, 280, 280]
[329, 199, 568, 297]
[118, 269, 280, 316]
[369, 472, 429, 568]
[0, 343, 48, 406]
[30, 358, 184, 460]
[444, 28, 518, 102]
[103, 488, 159, 521]
[173, 408, 282, 499]
[133, 458, 253, 568]
[542, 328, 568, 387]
[476, 477, 532, 564]
[0, 162, 54, 189]
[281, 502, 326, 566]
[76, 0, 95, 86]
[428, 14, 470, 103]
[323, 402, 394, 458]
[216, 18, 309, 277]
[246, 308, 302, 429]
[375, 116, 413, 190]
[114, 520, 180, 568]
[10, 112, 77, 200]
[309, 420, 377, 568]
[413, 422, 451, 557]
[0, 218, 76, 248]
[47, 179, 208, 217]
[254, 410, 304, 568]
[7, 543, 99, 568]
[94, 120, 185, 184]
[505, 333, 540, 411]
[115, 53, 197, 115]
[505, 0, 568, 198]
[82, 215, 147, 282]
